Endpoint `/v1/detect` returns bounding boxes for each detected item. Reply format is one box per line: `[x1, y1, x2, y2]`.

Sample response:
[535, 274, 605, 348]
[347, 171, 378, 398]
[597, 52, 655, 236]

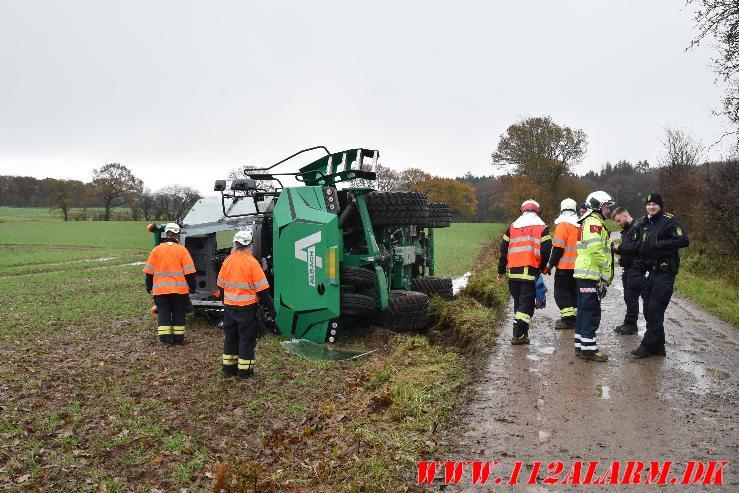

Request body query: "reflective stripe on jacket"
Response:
[143, 242, 196, 295]
[573, 213, 612, 282]
[506, 224, 547, 270]
[553, 222, 580, 270]
[217, 251, 270, 306]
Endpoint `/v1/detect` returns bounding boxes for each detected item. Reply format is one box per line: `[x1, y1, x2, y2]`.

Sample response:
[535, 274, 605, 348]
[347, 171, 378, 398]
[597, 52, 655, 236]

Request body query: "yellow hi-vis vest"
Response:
[573, 213, 613, 283]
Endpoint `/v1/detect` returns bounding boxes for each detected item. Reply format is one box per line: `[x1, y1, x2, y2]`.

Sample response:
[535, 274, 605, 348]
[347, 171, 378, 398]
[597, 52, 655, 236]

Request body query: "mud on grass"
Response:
[0, 263, 470, 491]
[428, 239, 508, 358]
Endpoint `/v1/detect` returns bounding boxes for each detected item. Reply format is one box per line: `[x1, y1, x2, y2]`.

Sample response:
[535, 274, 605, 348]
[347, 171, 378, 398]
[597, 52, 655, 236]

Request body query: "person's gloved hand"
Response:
[596, 279, 608, 299]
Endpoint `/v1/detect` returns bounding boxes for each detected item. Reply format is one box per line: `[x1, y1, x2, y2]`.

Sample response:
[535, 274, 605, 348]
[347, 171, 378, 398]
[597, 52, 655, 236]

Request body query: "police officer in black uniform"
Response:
[629, 193, 689, 358]
[612, 207, 646, 335]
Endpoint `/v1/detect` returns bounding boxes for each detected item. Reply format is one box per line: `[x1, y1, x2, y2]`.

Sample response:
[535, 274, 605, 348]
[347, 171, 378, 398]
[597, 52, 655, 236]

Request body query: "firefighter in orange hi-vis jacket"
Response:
[544, 198, 581, 330]
[217, 229, 275, 379]
[143, 223, 196, 344]
[497, 200, 552, 345]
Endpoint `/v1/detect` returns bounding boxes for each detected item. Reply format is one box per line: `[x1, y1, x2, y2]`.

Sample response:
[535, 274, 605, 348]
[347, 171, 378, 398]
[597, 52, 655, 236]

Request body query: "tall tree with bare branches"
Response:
[689, 0, 739, 149]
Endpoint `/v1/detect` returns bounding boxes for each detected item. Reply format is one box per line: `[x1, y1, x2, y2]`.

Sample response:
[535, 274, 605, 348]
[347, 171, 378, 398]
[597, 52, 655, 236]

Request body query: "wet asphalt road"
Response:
[442, 267, 738, 492]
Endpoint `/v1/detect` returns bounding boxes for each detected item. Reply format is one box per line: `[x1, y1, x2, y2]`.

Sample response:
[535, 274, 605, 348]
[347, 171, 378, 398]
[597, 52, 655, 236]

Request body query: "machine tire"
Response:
[421, 202, 452, 228]
[364, 191, 429, 227]
[340, 293, 377, 316]
[379, 290, 429, 331]
[411, 276, 454, 300]
[341, 266, 377, 289]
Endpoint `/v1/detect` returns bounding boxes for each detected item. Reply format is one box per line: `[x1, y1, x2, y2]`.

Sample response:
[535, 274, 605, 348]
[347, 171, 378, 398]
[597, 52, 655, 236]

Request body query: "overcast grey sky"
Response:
[0, 0, 732, 195]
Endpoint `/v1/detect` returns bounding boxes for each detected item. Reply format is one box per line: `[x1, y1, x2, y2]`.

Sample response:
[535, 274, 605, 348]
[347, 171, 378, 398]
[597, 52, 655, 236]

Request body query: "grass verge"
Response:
[675, 244, 739, 328]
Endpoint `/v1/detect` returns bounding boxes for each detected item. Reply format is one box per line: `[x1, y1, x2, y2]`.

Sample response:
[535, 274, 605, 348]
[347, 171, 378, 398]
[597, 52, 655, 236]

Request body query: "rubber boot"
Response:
[614, 322, 638, 335]
[581, 350, 608, 362]
[651, 346, 667, 356]
[511, 322, 530, 345]
[631, 346, 651, 358]
[555, 319, 575, 330]
[237, 369, 255, 380]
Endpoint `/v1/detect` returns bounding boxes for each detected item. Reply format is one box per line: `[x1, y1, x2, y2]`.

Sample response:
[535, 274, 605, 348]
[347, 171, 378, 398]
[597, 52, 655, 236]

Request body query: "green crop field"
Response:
[0, 210, 504, 492]
[433, 223, 506, 278]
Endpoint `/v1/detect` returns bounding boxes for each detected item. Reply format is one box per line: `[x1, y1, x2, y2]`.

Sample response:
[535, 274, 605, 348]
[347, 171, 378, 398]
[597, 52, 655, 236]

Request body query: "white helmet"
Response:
[585, 191, 615, 211]
[164, 223, 181, 234]
[233, 228, 253, 246]
[560, 198, 577, 212]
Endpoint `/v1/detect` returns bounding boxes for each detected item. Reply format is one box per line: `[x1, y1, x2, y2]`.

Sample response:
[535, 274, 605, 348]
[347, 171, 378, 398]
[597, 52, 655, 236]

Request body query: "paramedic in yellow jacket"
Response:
[573, 191, 615, 362]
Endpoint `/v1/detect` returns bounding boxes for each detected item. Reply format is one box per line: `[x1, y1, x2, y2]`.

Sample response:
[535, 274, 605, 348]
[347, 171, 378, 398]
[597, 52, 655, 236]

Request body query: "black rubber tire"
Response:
[364, 191, 429, 227]
[378, 290, 429, 331]
[341, 266, 377, 289]
[411, 276, 454, 300]
[421, 202, 452, 228]
[340, 293, 377, 316]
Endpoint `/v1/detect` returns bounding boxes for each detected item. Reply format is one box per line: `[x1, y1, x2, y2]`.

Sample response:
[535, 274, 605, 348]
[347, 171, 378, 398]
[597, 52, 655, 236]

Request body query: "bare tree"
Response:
[657, 126, 706, 235]
[659, 126, 705, 169]
[689, 0, 739, 148]
[135, 189, 158, 221]
[228, 166, 276, 192]
[91, 163, 143, 221]
[155, 185, 201, 221]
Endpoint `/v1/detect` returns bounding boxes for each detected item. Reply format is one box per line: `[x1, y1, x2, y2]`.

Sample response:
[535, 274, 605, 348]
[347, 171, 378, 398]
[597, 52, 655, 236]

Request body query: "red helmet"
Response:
[520, 199, 541, 215]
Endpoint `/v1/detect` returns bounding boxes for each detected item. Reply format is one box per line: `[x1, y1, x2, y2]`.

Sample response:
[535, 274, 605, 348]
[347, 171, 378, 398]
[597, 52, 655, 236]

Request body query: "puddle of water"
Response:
[705, 368, 730, 380]
[538, 430, 551, 442]
[83, 257, 116, 262]
[127, 261, 145, 266]
[452, 272, 471, 295]
[537, 346, 555, 355]
[526, 354, 541, 361]
[596, 384, 610, 400]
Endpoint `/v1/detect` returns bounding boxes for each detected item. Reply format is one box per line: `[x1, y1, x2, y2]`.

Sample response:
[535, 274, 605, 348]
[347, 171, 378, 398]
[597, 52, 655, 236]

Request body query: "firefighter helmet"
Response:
[560, 198, 577, 212]
[520, 199, 541, 215]
[164, 223, 181, 234]
[234, 228, 254, 246]
[585, 191, 614, 211]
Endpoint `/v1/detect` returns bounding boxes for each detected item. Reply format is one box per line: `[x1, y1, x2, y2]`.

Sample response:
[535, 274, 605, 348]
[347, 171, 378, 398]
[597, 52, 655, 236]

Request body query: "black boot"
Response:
[581, 350, 609, 362]
[554, 319, 574, 330]
[237, 369, 255, 379]
[158, 334, 174, 344]
[631, 346, 651, 358]
[650, 346, 666, 356]
[614, 322, 638, 335]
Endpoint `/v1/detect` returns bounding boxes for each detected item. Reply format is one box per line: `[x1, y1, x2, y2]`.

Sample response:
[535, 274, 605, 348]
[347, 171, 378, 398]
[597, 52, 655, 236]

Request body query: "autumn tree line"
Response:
[0, 163, 201, 222]
[1, 115, 737, 261]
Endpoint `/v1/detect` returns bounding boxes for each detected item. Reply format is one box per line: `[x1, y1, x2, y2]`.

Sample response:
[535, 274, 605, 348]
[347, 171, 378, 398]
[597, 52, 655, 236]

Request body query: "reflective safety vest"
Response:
[143, 241, 196, 295]
[552, 222, 580, 270]
[573, 213, 613, 282]
[506, 224, 547, 269]
[217, 251, 269, 306]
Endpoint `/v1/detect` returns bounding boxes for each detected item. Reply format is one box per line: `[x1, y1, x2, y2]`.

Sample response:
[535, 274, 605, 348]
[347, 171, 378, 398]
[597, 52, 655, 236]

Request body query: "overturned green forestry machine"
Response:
[149, 147, 454, 343]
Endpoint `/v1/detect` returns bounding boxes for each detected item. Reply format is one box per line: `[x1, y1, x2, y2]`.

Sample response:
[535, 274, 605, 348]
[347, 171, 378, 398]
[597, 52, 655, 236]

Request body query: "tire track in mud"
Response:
[442, 267, 739, 492]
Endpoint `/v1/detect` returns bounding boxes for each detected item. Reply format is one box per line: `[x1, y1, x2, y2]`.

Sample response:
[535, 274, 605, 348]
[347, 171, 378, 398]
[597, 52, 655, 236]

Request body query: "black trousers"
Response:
[641, 270, 675, 351]
[575, 279, 601, 355]
[553, 269, 578, 322]
[222, 305, 258, 375]
[622, 267, 646, 324]
[154, 293, 188, 343]
[509, 279, 536, 337]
